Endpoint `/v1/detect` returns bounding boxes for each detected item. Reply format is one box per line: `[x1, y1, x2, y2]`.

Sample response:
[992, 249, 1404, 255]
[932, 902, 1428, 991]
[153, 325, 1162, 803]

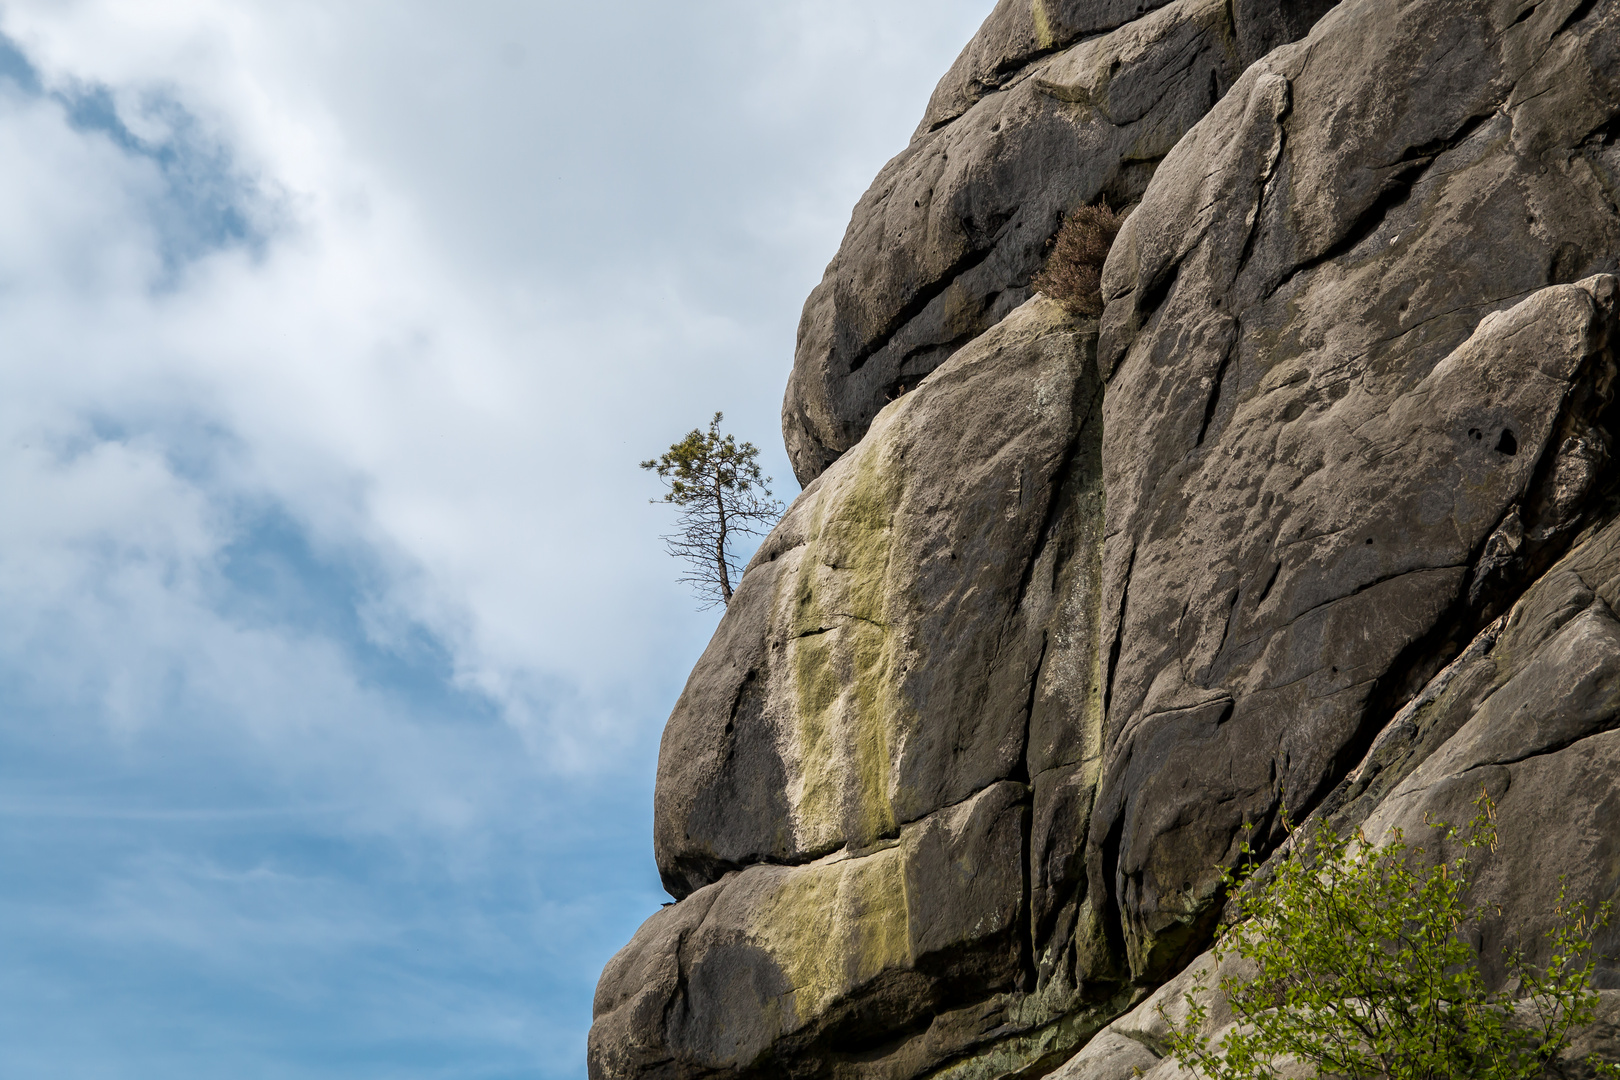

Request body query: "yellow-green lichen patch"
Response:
[784, 437, 911, 854]
[1031, 0, 1056, 50]
[747, 847, 912, 1028]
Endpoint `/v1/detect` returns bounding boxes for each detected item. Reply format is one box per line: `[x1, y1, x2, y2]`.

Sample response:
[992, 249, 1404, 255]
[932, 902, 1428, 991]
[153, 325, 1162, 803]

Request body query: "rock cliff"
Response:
[593, 0, 1620, 1076]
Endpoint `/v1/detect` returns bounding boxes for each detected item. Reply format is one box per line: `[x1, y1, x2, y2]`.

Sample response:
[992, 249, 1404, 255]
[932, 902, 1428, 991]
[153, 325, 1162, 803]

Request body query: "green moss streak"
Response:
[788, 442, 908, 851]
[1032, 0, 1055, 50]
[748, 848, 912, 1025]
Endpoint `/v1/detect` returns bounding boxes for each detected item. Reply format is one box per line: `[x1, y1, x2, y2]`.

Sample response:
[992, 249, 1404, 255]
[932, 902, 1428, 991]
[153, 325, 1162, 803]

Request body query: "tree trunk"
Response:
[714, 482, 731, 603]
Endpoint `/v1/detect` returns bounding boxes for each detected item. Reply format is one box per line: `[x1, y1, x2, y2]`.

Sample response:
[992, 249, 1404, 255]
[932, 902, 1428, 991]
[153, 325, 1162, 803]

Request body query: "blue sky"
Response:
[0, 2, 992, 1076]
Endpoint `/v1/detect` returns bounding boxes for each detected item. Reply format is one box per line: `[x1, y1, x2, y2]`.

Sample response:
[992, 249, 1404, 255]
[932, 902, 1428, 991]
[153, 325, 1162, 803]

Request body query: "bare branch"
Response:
[642, 413, 785, 608]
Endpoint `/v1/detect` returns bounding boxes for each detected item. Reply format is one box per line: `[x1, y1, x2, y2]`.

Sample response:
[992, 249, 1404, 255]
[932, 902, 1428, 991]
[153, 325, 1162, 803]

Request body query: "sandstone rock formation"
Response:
[782, 0, 1336, 486]
[593, 0, 1620, 1075]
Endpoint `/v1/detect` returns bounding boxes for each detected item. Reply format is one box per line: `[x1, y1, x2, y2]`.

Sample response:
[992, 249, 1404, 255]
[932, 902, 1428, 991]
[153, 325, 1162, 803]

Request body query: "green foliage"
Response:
[641, 412, 782, 607]
[1165, 795, 1618, 1080]
[1032, 202, 1126, 317]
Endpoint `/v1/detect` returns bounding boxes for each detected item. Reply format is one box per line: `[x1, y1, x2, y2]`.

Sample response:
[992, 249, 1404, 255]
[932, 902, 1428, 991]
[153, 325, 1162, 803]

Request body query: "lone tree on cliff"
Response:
[642, 413, 783, 608]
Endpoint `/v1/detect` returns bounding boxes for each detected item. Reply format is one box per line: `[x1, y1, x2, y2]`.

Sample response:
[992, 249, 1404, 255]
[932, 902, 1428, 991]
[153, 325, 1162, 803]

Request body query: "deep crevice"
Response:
[1018, 797, 1040, 991]
[897, 325, 985, 370]
[1136, 262, 1181, 323]
[1103, 544, 1138, 721]
[1194, 336, 1237, 447]
[1263, 160, 1429, 299]
[1095, 766, 1133, 986]
[847, 242, 1000, 373]
[1255, 561, 1283, 605]
[1556, 0, 1599, 37]
[1385, 110, 1494, 168]
[1011, 381, 1103, 614]
[1012, 635, 1050, 787]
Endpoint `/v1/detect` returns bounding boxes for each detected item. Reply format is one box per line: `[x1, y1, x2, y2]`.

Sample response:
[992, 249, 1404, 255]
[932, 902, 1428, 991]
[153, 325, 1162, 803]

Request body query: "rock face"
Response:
[599, 297, 1118, 1079]
[593, 0, 1620, 1076]
[1088, 0, 1620, 982]
[782, 0, 1337, 486]
[656, 297, 1102, 899]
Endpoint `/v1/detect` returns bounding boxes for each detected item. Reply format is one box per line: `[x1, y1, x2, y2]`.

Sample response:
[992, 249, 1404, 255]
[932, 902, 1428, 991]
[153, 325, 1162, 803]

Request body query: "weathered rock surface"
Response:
[783, 0, 1338, 486]
[918, 0, 1328, 136]
[594, 0, 1620, 1076]
[593, 782, 1031, 1080]
[657, 296, 1102, 901]
[1086, 0, 1620, 985]
[1046, 508, 1620, 1080]
[609, 292, 1118, 1078]
[1310, 510, 1620, 988]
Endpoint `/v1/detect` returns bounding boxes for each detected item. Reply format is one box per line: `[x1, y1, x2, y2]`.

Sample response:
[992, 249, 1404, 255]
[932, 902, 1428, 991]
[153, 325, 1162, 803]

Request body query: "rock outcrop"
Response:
[782, 0, 1337, 486]
[598, 297, 1114, 1079]
[593, 0, 1620, 1076]
[1089, 0, 1620, 979]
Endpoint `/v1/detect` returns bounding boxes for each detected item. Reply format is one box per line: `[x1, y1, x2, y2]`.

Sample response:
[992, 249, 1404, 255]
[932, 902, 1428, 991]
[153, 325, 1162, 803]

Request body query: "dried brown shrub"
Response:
[1032, 202, 1126, 317]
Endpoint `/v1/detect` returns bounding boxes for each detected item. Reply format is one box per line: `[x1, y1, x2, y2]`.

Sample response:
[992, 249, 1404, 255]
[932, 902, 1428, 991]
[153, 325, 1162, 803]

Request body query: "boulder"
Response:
[592, 782, 1034, 1079]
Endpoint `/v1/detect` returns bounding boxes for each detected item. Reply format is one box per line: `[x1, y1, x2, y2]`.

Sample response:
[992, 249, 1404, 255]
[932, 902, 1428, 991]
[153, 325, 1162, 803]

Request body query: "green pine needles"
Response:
[641, 412, 782, 608]
[1165, 795, 1618, 1080]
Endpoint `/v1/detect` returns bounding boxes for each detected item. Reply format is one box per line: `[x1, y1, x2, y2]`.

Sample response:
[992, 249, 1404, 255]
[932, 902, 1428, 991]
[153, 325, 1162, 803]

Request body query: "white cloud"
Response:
[0, 0, 990, 778]
[0, 4, 998, 1070]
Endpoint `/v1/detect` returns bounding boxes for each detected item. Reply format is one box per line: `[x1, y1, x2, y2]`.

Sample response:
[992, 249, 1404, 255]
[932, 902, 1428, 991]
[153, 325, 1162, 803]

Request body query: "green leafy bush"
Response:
[1164, 796, 1617, 1080]
[1032, 202, 1126, 317]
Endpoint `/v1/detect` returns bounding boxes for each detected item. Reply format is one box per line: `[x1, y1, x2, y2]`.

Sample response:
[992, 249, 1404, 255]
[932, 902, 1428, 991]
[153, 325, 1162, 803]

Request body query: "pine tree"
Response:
[641, 413, 783, 608]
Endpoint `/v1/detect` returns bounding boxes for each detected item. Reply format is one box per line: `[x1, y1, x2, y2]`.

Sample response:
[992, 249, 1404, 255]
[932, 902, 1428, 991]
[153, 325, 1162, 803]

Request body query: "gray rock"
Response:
[596, 0, 1620, 1076]
[1350, 521, 1620, 988]
[923, 0, 1340, 137]
[1051, 934, 1620, 1080]
[1052, 513, 1620, 1080]
[783, 0, 1338, 486]
[1045, 1029, 1161, 1080]
[1087, 0, 1620, 980]
[1552, 992, 1620, 1077]
[591, 782, 1030, 1080]
[917, 0, 1178, 136]
[657, 297, 1101, 900]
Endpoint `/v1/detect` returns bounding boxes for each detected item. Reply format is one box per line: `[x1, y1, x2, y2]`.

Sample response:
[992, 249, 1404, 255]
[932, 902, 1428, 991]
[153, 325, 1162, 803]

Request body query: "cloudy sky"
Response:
[0, 2, 992, 1076]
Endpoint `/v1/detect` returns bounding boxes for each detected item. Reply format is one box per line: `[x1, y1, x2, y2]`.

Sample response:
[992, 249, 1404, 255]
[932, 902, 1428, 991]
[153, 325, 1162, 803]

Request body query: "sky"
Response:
[0, 2, 994, 1077]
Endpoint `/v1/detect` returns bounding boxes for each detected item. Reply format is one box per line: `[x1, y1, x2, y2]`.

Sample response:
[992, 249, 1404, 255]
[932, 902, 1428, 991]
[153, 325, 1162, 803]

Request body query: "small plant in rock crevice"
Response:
[1163, 793, 1620, 1080]
[1032, 202, 1127, 317]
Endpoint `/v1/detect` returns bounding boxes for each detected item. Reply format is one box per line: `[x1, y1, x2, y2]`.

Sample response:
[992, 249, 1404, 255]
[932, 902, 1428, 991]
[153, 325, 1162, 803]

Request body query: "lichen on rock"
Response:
[592, 0, 1620, 1075]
